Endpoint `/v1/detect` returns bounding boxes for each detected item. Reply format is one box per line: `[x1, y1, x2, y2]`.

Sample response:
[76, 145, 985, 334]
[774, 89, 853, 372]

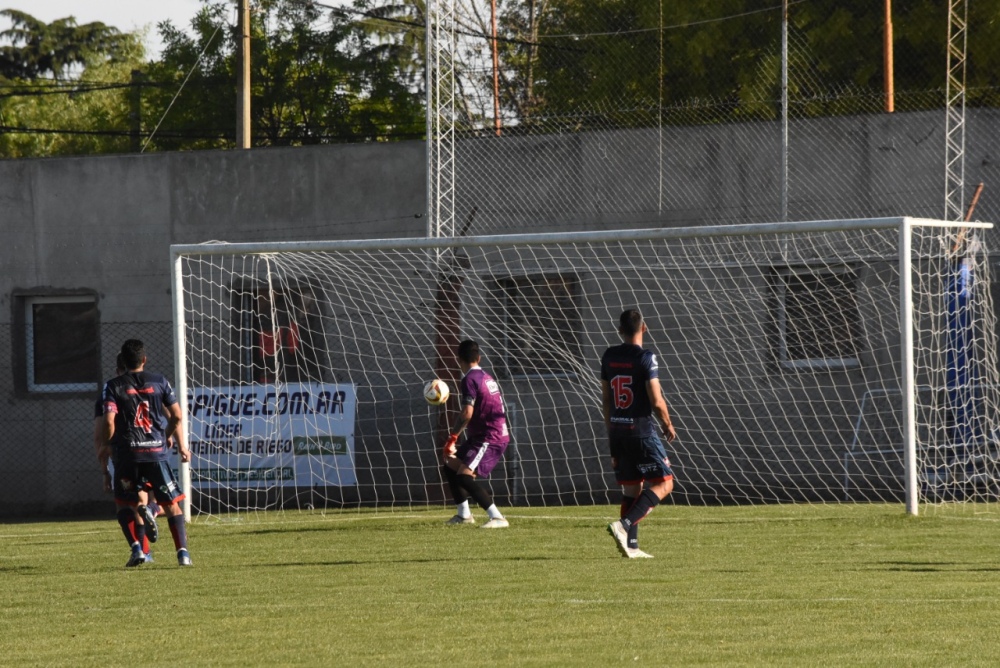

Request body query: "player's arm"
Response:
[449, 404, 474, 438]
[600, 380, 612, 434]
[647, 377, 677, 442]
[94, 417, 112, 492]
[441, 404, 474, 459]
[165, 401, 192, 463]
[102, 411, 116, 443]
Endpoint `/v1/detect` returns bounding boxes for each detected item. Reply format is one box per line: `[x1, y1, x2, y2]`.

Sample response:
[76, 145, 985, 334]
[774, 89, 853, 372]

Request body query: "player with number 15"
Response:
[601, 309, 677, 559]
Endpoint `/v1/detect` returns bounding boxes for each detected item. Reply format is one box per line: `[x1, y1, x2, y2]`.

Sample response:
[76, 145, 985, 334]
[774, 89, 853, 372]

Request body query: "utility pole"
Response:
[237, 0, 251, 149]
[490, 0, 501, 136]
[780, 0, 788, 222]
[884, 0, 895, 112]
[130, 69, 143, 152]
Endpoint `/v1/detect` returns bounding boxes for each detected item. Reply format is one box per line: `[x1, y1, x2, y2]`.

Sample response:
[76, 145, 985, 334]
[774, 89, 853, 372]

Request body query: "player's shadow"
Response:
[869, 560, 1000, 573]
[0, 565, 35, 573]
[256, 555, 560, 568]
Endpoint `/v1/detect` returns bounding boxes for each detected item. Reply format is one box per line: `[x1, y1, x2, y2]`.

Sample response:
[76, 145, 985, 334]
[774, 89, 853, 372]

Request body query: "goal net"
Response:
[171, 218, 999, 517]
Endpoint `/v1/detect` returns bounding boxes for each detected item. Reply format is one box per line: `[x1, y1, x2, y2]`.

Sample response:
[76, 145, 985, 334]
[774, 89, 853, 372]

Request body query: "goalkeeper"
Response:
[440, 339, 510, 528]
[601, 309, 677, 559]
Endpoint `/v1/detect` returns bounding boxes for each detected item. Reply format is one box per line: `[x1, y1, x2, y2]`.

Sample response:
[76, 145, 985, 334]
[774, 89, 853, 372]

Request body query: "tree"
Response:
[476, 0, 1000, 130]
[0, 11, 146, 158]
[141, 0, 425, 151]
[0, 10, 136, 79]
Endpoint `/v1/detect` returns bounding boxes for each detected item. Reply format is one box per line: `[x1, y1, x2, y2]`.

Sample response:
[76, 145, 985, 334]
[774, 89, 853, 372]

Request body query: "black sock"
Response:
[456, 474, 494, 511]
[133, 518, 146, 546]
[116, 506, 135, 546]
[622, 488, 661, 529]
[441, 466, 468, 505]
[168, 514, 188, 551]
[621, 495, 639, 549]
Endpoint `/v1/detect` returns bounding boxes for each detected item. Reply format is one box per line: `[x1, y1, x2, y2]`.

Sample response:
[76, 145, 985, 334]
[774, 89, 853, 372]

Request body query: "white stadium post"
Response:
[171, 249, 193, 523]
[899, 218, 918, 516]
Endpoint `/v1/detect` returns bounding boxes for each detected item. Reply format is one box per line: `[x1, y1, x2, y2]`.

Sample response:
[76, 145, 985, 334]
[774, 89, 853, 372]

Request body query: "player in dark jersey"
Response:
[103, 339, 193, 567]
[601, 309, 677, 559]
[440, 340, 511, 528]
[95, 354, 157, 563]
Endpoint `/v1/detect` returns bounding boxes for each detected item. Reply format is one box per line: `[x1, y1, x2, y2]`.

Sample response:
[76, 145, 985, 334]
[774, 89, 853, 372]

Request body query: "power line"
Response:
[142, 10, 229, 152]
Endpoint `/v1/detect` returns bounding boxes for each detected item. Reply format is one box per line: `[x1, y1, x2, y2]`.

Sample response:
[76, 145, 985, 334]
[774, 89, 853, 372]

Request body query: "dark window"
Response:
[774, 267, 861, 369]
[22, 295, 100, 392]
[496, 274, 581, 377]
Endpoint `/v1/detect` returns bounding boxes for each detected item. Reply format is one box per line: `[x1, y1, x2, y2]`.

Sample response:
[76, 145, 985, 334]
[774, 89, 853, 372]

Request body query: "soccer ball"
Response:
[423, 379, 450, 406]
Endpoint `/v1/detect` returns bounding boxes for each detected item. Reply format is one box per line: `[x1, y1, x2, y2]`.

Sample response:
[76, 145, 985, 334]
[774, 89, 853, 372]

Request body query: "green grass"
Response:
[2, 504, 999, 666]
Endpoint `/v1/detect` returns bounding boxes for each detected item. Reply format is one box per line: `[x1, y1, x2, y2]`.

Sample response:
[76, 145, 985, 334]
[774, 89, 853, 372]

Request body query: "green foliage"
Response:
[494, 0, 1000, 130]
[3, 1, 1000, 156]
[0, 11, 146, 158]
[0, 9, 137, 80]
[3, 505, 1000, 665]
[142, 0, 425, 151]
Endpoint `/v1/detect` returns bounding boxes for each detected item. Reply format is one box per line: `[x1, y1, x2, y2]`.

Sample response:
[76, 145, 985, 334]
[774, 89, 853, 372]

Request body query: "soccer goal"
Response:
[170, 217, 999, 519]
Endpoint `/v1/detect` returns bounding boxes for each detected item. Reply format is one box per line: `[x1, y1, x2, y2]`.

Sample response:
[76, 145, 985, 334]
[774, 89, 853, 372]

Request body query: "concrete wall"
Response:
[1, 109, 998, 515]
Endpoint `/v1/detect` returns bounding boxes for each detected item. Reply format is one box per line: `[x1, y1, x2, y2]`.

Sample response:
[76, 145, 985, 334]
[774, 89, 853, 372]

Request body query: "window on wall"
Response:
[234, 281, 325, 385]
[772, 266, 861, 370]
[20, 294, 101, 392]
[495, 273, 581, 377]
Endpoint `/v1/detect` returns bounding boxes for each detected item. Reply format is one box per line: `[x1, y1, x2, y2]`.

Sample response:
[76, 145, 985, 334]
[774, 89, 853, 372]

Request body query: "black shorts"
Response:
[609, 434, 675, 485]
[115, 460, 185, 507]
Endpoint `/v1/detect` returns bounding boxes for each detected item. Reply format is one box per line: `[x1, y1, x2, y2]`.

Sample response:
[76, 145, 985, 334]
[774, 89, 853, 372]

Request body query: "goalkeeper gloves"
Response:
[442, 434, 460, 458]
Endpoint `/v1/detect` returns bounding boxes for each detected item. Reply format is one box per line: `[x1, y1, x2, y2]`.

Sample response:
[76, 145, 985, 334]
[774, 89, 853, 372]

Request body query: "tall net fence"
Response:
[411, 0, 998, 237]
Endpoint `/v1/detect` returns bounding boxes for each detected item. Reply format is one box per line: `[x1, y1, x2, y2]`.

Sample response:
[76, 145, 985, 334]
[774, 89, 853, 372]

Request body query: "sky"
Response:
[2, 0, 207, 58]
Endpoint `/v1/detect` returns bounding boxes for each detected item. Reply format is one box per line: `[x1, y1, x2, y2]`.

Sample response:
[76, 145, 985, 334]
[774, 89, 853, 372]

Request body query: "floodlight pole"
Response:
[899, 219, 919, 516]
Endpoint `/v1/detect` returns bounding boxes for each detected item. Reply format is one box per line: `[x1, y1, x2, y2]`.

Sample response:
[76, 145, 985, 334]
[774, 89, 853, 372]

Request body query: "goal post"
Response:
[170, 217, 997, 520]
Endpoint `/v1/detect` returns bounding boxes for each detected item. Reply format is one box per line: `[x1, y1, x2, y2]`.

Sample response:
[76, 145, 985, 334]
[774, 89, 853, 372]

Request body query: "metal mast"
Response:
[944, 0, 968, 221]
[427, 0, 457, 238]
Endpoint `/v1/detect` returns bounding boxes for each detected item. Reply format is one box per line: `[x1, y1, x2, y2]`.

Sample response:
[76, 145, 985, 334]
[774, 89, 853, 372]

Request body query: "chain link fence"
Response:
[417, 1, 998, 237]
[0, 322, 173, 516]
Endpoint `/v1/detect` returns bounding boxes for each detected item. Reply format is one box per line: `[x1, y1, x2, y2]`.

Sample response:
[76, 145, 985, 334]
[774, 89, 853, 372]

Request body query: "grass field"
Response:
[2, 504, 999, 666]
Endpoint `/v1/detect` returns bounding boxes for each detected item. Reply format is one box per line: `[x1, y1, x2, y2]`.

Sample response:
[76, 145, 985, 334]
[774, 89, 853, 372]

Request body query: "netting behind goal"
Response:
[172, 218, 999, 515]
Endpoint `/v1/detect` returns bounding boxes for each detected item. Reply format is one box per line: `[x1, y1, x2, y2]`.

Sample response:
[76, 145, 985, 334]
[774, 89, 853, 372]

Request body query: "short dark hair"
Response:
[457, 339, 480, 364]
[121, 339, 145, 370]
[618, 309, 643, 337]
[115, 353, 126, 374]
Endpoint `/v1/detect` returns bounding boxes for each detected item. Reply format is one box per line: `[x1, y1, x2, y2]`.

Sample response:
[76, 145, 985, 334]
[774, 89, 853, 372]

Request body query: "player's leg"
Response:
[146, 461, 192, 566]
[607, 438, 652, 558]
[616, 436, 674, 557]
[619, 482, 642, 551]
[135, 480, 158, 545]
[113, 465, 148, 567]
[440, 465, 475, 524]
[446, 442, 508, 528]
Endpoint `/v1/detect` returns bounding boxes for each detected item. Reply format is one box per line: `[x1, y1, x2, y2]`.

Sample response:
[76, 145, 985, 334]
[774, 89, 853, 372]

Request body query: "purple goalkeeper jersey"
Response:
[460, 366, 510, 445]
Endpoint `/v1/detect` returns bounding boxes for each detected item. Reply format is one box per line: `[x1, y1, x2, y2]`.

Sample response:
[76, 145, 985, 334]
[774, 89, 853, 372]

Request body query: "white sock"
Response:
[457, 500, 471, 518]
[486, 504, 504, 520]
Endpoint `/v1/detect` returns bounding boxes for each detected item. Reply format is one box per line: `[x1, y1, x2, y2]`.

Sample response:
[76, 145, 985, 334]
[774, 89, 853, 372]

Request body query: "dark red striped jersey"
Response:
[102, 371, 178, 463]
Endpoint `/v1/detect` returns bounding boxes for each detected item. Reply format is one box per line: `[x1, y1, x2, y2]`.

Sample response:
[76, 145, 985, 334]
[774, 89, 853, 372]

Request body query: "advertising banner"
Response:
[186, 382, 356, 487]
